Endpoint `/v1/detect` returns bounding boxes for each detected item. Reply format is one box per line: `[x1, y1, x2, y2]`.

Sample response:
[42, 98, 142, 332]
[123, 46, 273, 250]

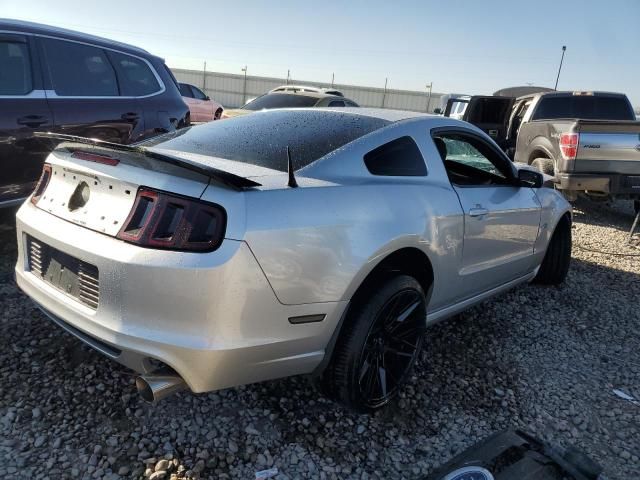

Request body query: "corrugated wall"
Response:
[172, 68, 443, 113]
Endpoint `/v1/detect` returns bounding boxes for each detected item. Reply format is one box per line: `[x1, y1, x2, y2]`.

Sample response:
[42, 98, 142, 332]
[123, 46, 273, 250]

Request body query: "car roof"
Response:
[0, 18, 155, 58]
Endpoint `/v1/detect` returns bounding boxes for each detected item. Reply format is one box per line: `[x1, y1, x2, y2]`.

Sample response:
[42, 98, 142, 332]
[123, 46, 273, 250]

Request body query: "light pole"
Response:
[426, 82, 433, 112]
[241, 65, 248, 104]
[381, 78, 388, 108]
[554, 46, 566, 91]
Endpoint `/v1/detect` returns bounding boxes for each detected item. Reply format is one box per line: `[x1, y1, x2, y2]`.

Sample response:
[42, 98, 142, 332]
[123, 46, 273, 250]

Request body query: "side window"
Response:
[108, 51, 161, 96]
[42, 38, 117, 96]
[191, 86, 207, 100]
[345, 100, 358, 107]
[328, 100, 346, 107]
[433, 133, 511, 186]
[179, 83, 193, 97]
[0, 40, 32, 95]
[364, 136, 427, 176]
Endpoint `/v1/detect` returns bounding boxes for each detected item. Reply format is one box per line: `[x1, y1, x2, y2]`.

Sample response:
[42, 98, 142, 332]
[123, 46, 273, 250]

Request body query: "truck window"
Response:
[532, 95, 634, 121]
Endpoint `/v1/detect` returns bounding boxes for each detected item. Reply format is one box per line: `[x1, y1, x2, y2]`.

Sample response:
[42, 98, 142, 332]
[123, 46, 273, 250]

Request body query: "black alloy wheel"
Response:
[322, 275, 427, 412]
[357, 288, 425, 409]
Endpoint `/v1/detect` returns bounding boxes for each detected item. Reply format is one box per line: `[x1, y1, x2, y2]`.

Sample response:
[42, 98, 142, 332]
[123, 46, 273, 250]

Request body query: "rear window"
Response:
[43, 38, 118, 96]
[532, 95, 634, 120]
[242, 93, 320, 111]
[142, 110, 389, 172]
[0, 40, 32, 95]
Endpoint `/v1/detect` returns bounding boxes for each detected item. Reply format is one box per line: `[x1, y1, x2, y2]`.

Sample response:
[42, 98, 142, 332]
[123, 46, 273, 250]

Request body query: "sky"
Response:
[2, 0, 639, 108]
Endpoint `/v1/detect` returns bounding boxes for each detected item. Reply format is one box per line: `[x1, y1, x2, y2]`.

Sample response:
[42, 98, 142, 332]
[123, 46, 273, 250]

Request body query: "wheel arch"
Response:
[313, 246, 434, 376]
[528, 146, 553, 164]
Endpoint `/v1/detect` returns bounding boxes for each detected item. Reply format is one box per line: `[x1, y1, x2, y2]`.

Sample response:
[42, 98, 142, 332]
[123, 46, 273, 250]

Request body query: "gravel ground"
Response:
[1, 198, 639, 479]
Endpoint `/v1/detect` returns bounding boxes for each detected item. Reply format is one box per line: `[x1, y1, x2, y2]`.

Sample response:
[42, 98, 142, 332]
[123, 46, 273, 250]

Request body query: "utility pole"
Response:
[286, 69, 290, 85]
[202, 61, 207, 92]
[554, 46, 566, 91]
[241, 65, 248, 104]
[331, 73, 335, 87]
[381, 77, 388, 108]
[426, 82, 433, 112]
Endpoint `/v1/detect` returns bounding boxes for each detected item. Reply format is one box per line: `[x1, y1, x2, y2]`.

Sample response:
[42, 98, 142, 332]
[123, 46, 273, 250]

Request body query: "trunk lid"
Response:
[39, 145, 212, 237]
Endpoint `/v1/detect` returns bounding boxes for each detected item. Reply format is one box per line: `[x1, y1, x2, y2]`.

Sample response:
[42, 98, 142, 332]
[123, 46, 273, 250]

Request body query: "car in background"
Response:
[270, 85, 344, 97]
[225, 91, 358, 118]
[0, 19, 189, 208]
[16, 108, 571, 411]
[179, 82, 223, 122]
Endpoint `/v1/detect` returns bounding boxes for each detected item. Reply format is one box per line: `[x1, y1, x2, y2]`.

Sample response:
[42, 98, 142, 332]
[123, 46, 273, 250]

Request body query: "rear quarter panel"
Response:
[243, 120, 466, 309]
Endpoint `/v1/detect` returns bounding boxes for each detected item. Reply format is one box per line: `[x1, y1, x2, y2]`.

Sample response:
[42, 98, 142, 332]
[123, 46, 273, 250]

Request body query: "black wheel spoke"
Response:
[384, 345, 415, 358]
[378, 365, 387, 398]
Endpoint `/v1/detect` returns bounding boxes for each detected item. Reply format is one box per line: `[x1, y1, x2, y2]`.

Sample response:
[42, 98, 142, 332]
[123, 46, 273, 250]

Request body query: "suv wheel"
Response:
[324, 275, 427, 412]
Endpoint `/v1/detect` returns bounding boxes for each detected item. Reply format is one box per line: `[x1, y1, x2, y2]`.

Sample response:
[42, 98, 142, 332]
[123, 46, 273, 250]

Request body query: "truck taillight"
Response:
[559, 133, 579, 160]
[31, 163, 52, 205]
[117, 187, 226, 252]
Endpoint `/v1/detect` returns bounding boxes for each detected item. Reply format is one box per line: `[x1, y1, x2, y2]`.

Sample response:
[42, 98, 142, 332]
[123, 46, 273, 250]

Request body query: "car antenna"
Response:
[287, 146, 298, 188]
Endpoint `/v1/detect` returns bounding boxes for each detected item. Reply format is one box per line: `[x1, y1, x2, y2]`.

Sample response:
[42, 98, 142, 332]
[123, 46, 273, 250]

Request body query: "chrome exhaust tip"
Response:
[135, 371, 186, 402]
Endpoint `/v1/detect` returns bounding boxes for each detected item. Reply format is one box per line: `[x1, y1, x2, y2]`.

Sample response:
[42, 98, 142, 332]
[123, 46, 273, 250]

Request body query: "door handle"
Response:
[121, 112, 140, 122]
[17, 115, 48, 127]
[469, 207, 489, 217]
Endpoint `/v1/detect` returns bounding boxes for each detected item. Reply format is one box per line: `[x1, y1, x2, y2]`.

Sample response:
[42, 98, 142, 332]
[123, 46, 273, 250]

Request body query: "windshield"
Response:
[242, 93, 320, 110]
[532, 95, 634, 120]
[141, 110, 389, 171]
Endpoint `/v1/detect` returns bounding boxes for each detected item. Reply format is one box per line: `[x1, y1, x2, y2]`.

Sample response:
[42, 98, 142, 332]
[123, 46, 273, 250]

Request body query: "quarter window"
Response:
[0, 40, 32, 95]
[364, 136, 427, 176]
[43, 38, 118, 96]
[328, 100, 346, 107]
[108, 51, 160, 96]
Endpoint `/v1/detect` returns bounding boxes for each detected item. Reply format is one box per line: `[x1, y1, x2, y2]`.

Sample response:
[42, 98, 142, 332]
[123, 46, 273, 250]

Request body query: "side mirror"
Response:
[204, 96, 210, 101]
[517, 168, 543, 188]
[433, 108, 442, 115]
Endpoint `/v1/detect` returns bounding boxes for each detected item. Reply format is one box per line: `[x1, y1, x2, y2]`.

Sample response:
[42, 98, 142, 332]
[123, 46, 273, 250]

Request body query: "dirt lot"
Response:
[1, 199, 639, 479]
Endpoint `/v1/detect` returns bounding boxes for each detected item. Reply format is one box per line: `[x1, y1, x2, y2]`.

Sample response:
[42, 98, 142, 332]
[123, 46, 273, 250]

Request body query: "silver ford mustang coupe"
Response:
[15, 108, 571, 411]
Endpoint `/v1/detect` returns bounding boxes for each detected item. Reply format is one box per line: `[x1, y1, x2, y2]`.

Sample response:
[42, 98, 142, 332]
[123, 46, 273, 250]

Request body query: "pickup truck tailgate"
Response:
[575, 120, 640, 174]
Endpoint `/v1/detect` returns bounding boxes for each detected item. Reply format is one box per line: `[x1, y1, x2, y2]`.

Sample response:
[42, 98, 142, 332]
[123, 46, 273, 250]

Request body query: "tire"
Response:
[531, 157, 555, 176]
[534, 216, 571, 285]
[322, 275, 427, 412]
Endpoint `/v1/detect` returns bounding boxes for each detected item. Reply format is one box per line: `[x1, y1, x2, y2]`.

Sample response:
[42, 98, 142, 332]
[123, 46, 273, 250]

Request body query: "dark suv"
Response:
[0, 19, 189, 207]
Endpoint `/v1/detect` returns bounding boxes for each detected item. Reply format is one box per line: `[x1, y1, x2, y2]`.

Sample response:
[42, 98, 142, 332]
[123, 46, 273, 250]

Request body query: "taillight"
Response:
[559, 133, 579, 160]
[117, 187, 226, 252]
[31, 163, 52, 205]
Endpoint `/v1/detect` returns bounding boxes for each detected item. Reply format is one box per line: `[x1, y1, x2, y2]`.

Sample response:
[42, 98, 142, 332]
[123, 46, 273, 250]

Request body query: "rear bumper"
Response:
[556, 172, 640, 198]
[15, 202, 347, 393]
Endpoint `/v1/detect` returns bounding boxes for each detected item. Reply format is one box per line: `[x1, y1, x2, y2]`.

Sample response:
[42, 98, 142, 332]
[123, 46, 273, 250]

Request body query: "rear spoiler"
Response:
[34, 132, 262, 190]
